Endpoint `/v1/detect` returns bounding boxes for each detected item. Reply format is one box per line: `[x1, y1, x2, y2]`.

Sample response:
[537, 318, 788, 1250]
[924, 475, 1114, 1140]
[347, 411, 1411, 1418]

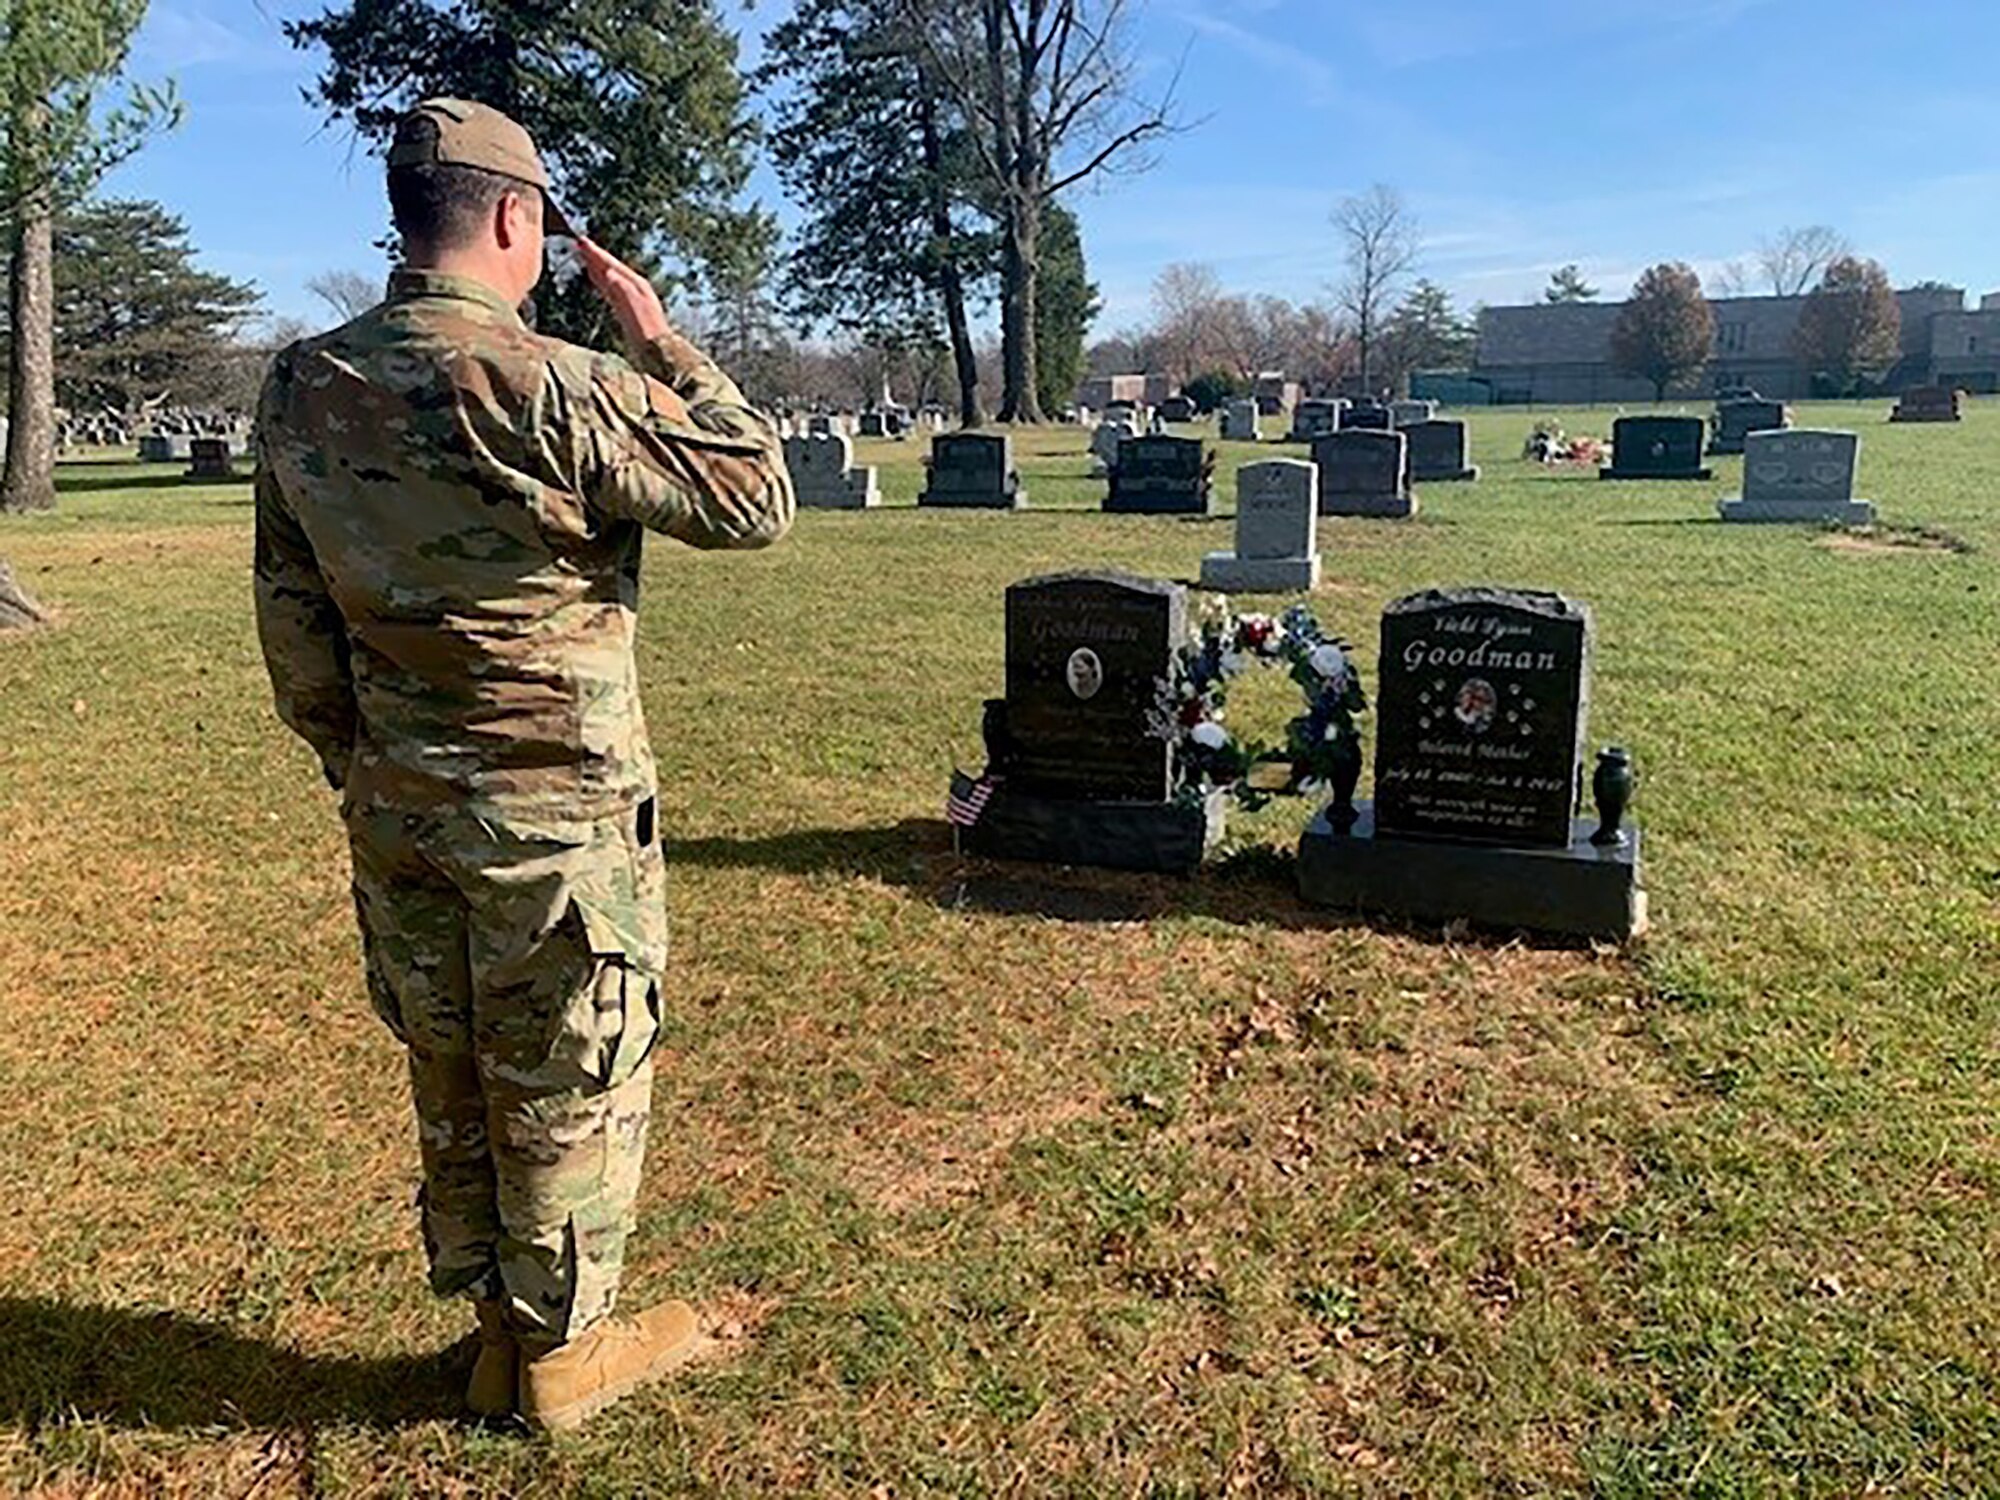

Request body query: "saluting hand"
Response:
[576, 237, 671, 348]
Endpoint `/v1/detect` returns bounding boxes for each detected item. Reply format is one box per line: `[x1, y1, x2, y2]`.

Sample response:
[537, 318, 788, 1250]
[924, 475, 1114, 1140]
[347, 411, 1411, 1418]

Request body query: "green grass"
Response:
[3, 401, 1999, 1495]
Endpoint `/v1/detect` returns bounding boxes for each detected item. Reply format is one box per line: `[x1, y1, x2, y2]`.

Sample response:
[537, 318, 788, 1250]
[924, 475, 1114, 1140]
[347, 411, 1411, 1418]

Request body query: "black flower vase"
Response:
[1590, 746, 1635, 847]
[1329, 735, 1362, 832]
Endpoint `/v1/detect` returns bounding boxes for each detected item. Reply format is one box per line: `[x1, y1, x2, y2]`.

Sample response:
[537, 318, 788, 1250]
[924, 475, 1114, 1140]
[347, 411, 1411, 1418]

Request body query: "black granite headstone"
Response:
[1310, 429, 1414, 517]
[1342, 401, 1391, 431]
[1002, 572, 1185, 801]
[919, 431, 1026, 508]
[1707, 398, 1787, 455]
[1402, 419, 1478, 482]
[1104, 434, 1213, 514]
[1599, 416, 1712, 480]
[1372, 588, 1590, 849]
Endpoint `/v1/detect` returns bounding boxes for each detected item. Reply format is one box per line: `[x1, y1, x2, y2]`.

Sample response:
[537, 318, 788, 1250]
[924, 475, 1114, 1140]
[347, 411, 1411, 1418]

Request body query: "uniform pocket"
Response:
[541, 893, 662, 1092]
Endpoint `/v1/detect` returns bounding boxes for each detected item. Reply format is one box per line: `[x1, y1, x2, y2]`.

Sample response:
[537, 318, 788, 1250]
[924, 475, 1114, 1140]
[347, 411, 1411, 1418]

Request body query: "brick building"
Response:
[1472, 287, 1973, 403]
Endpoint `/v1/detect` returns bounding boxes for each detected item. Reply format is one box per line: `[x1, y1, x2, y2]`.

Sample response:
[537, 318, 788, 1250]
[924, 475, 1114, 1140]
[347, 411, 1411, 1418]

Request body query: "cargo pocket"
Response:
[542, 894, 663, 1092]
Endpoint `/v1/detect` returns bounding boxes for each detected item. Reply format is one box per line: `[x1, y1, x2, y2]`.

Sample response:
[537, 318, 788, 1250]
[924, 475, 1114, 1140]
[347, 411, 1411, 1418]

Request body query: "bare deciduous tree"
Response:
[305, 269, 383, 324]
[1710, 258, 1752, 297]
[1331, 183, 1417, 397]
[1757, 225, 1850, 297]
[906, 0, 1185, 422]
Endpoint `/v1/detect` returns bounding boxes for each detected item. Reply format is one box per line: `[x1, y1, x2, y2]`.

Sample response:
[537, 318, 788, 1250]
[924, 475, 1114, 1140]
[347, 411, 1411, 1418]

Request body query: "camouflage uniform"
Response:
[254, 269, 793, 1346]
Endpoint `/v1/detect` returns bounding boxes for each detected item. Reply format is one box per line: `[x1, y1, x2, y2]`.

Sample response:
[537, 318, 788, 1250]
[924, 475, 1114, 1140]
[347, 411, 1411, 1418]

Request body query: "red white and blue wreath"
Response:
[1150, 600, 1370, 814]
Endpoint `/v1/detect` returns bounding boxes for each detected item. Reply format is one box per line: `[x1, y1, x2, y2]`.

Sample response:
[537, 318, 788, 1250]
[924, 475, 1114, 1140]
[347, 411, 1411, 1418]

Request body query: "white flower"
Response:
[1219, 649, 1248, 679]
[1308, 643, 1349, 684]
[1323, 723, 1343, 742]
[1190, 720, 1230, 750]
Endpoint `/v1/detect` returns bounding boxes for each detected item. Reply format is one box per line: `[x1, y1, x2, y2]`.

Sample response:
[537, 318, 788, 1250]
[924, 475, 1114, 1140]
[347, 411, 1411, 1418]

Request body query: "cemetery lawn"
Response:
[2, 403, 1997, 1496]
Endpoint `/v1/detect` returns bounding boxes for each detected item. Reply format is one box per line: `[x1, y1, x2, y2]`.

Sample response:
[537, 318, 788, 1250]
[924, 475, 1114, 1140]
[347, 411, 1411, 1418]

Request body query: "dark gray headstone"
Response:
[1310, 429, 1414, 518]
[857, 411, 888, 437]
[1342, 401, 1392, 431]
[1708, 398, 1788, 455]
[1402, 419, 1478, 482]
[1288, 399, 1344, 443]
[185, 437, 237, 480]
[1159, 395, 1198, 423]
[1890, 385, 1962, 422]
[1105, 434, 1212, 514]
[1599, 416, 1711, 480]
[1373, 588, 1591, 848]
[1003, 572, 1185, 801]
[919, 432, 1025, 509]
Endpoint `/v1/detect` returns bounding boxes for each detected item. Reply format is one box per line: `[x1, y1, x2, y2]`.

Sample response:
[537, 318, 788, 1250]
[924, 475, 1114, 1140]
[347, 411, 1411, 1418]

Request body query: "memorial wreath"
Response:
[1152, 600, 1369, 812]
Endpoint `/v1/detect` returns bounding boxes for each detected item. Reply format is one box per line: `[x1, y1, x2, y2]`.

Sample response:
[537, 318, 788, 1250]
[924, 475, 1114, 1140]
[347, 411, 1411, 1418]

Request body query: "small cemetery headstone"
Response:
[1220, 399, 1261, 442]
[139, 433, 192, 463]
[1105, 433, 1213, 515]
[782, 430, 881, 510]
[1288, 398, 1345, 443]
[857, 411, 888, 438]
[185, 437, 237, 480]
[1311, 429, 1415, 518]
[1200, 459, 1320, 592]
[918, 431, 1026, 509]
[1090, 418, 1136, 476]
[953, 571, 1224, 873]
[1889, 385, 1962, 423]
[1402, 418, 1479, 482]
[807, 414, 836, 437]
[1390, 399, 1437, 428]
[1707, 398, 1789, 455]
[1598, 416, 1712, 480]
[1717, 429, 1873, 524]
[1343, 400, 1392, 431]
[1297, 586, 1644, 939]
[1159, 395, 1198, 423]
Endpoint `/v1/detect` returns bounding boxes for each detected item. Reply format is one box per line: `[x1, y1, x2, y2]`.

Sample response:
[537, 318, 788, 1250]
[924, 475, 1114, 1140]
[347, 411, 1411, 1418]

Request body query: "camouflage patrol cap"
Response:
[389, 98, 579, 238]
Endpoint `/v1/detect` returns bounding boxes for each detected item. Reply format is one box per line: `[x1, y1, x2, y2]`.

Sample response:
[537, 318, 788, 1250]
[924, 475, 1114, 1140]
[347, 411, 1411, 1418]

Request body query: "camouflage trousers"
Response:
[346, 797, 668, 1349]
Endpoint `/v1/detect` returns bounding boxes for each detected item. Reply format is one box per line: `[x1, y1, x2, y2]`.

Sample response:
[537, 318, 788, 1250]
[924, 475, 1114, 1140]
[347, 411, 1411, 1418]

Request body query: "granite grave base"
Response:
[1598, 463, 1712, 481]
[1297, 803, 1646, 941]
[959, 782, 1226, 876]
[1323, 493, 1418, 518]
[1198, 553, 1321, 592]
[1417, 464, 1479, 482]
[1716, 495, 1875, 525]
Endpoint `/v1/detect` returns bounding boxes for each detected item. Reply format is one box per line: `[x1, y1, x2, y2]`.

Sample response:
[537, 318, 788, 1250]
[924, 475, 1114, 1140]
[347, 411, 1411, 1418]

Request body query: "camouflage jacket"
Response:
[253, 269, 794, 821]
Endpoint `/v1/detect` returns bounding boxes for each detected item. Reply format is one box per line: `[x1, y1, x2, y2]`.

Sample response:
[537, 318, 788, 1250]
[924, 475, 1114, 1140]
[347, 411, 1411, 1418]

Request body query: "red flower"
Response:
[1180, 698, 1206, 727]
[1238, 618, 1273, 649]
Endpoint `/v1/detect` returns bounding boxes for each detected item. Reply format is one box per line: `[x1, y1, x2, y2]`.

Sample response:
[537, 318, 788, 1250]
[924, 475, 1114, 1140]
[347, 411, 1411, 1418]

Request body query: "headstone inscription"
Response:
[953, 571, 1225, 873]
[918, 431, 1026, 509]
[1889, 385, 1963, 423]
[1402, 418, 1479, 482]
[782, 431, 881, 509]
[1598, 416, 1712, 480]
[1288, 399, 1345, 443]
[1220, 399, 1261, 442]
[1002, 573, 1182, 801]
[1297, 587, 1644, 940]
[185, 437, 237, 480]
[1717, 429, 1873, 524]
[1311, 429, 1416, 518]
[1200, 460, 1320, 593]
[1373, 590, 1590, 847]
[1707, 398, 1789, 455]
[1105, 434, 1213, 515]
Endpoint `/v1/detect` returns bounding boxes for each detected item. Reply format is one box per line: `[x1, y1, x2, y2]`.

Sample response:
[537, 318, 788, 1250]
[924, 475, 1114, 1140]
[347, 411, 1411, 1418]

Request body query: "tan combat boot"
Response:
[467, 1300, 518, 1418]
[519, 1300, 701, 1434]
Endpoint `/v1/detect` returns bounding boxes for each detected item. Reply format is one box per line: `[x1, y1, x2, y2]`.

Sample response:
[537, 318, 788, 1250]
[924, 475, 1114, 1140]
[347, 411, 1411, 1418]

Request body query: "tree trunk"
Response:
[916, 85, 983, 429]
[1, 201, 57, 513]
[998, 194, 1043, 422]
[0, 557, 48, 630]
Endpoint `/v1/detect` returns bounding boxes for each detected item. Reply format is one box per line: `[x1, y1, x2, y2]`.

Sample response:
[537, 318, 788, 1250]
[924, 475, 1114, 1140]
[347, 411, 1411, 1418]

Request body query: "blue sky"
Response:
[108, 0, 2000, 334]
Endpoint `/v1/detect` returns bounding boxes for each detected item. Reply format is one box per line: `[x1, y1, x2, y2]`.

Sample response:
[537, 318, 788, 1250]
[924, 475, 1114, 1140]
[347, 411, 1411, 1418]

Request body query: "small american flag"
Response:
[946, 769, 1003, 828]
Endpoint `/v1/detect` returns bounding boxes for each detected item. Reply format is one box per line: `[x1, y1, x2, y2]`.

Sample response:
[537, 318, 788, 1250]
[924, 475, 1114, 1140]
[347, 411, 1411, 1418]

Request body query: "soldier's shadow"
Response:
[667, 818, 1332, 930]
[0, 1298, 465, 1432]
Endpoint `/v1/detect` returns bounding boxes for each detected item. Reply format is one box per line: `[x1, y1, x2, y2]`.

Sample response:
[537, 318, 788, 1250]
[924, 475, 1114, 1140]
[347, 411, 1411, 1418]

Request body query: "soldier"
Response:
[253, 98, 794, 1432]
